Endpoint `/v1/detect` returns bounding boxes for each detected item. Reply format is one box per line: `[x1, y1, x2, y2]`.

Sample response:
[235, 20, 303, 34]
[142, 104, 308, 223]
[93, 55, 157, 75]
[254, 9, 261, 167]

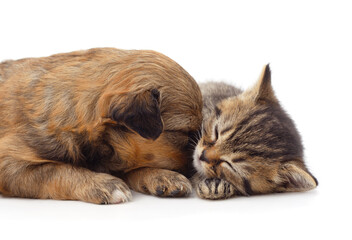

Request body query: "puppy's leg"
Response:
[191, 173, 236, 200]
[124, 168, 192, 197]
[0, 136, 132, 204]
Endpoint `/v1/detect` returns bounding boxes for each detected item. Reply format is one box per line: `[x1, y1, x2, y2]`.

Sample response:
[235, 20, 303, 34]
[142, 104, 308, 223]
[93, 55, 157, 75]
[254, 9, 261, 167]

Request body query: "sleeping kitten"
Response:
[192, 65, 318, 199]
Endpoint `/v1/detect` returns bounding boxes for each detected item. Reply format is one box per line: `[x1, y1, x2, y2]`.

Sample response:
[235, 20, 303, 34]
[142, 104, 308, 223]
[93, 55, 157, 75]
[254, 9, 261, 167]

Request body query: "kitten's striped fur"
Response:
[192, 65, 317, 199]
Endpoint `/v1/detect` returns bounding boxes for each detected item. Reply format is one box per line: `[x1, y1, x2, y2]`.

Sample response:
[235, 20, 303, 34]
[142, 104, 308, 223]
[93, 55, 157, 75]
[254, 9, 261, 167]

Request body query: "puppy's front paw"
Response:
[196, 178, 236, 200]
[82, 173, 132, 204]
[145, 171, 192, 197]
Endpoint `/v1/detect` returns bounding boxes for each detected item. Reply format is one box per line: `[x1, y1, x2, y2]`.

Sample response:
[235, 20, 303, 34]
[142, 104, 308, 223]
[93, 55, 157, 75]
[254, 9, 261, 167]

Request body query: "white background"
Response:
[0, 0, 351, 239]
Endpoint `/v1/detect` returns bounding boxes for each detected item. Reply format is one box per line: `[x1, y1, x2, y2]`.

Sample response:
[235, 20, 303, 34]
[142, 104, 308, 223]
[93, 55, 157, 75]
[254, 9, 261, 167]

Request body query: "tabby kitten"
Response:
[192, 65, 318, 199]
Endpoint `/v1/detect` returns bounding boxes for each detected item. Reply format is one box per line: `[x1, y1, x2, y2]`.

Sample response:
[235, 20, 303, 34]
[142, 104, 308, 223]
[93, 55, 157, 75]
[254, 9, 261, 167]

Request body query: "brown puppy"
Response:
[0, 48, 202, 204]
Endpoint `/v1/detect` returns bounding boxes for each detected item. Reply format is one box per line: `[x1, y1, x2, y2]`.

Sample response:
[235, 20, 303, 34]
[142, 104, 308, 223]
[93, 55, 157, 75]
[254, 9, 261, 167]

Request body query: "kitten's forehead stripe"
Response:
[241, 148, 288, 160]
[228, 115, 274, 144]
[220, 126, 232, 135]
[223, 105, 303, 162]
[237, 130, 283, 149]
[225, 107, 270, 142]
[215, 106, 222, 118]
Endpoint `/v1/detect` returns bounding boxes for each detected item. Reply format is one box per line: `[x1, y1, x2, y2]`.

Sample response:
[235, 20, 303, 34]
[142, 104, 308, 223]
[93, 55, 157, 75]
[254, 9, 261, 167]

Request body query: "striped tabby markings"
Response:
[225, 108, 271, 142]
[242, 178, 254, 196]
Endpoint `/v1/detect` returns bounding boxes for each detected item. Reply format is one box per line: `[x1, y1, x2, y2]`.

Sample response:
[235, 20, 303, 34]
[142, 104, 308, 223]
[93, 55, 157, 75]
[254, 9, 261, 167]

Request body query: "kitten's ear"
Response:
[246, 64, 278, 104]
[111, 89, 163, 140]
[277, 163, 318, 192]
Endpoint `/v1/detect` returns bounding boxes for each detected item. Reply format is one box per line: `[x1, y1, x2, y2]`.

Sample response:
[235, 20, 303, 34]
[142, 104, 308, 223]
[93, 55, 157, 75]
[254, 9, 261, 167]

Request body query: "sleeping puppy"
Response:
[0, 48, 202, 204]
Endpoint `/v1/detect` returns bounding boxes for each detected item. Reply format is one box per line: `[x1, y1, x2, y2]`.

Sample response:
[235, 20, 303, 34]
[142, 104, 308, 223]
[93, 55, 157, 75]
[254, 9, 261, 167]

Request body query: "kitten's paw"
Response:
[83, 174, 132, 204]
[196, 178, 236, 200]
[146, 171, 192, 197]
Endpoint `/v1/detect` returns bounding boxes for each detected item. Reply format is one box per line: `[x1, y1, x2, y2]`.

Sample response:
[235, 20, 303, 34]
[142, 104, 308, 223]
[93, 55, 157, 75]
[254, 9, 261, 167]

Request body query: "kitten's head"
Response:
[193, 65, 317, 196]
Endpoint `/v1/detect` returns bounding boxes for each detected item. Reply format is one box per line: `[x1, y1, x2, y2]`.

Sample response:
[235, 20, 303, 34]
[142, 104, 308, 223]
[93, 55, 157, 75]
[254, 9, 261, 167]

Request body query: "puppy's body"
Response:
[0, 48, 202, 203]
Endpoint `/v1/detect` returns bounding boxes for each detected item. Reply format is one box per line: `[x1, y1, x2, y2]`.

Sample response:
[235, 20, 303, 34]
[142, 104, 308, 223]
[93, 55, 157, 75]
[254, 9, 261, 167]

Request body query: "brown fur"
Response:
[0, 48, 202, 204]
[192, 65, 317, 200]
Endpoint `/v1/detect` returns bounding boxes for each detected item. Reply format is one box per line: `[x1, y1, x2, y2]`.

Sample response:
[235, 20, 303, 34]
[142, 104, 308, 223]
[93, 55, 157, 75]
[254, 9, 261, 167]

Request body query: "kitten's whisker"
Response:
[189, 138, 199, 148]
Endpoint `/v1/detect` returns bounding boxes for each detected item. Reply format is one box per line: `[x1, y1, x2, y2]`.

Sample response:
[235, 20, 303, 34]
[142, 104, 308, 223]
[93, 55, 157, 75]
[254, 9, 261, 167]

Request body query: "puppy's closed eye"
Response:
[111, 89, 163, 140]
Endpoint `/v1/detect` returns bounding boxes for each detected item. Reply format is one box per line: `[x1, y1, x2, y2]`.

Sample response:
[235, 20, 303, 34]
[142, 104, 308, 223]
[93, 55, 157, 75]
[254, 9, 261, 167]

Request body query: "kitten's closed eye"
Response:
[214, 125, 219, 141]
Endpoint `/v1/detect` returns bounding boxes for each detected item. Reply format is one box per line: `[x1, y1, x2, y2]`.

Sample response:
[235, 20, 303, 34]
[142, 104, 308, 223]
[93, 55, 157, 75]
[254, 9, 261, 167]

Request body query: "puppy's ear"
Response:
[111, 89, 163, 140]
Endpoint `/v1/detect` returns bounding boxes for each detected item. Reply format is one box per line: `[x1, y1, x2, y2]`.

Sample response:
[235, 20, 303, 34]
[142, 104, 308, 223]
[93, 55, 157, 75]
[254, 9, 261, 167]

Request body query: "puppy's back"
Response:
[0, 48, 202, 165]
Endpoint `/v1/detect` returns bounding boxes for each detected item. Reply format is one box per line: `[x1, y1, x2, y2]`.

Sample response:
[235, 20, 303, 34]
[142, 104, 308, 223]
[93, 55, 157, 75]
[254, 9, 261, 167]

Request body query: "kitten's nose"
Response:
[199, 150, 209, 163]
